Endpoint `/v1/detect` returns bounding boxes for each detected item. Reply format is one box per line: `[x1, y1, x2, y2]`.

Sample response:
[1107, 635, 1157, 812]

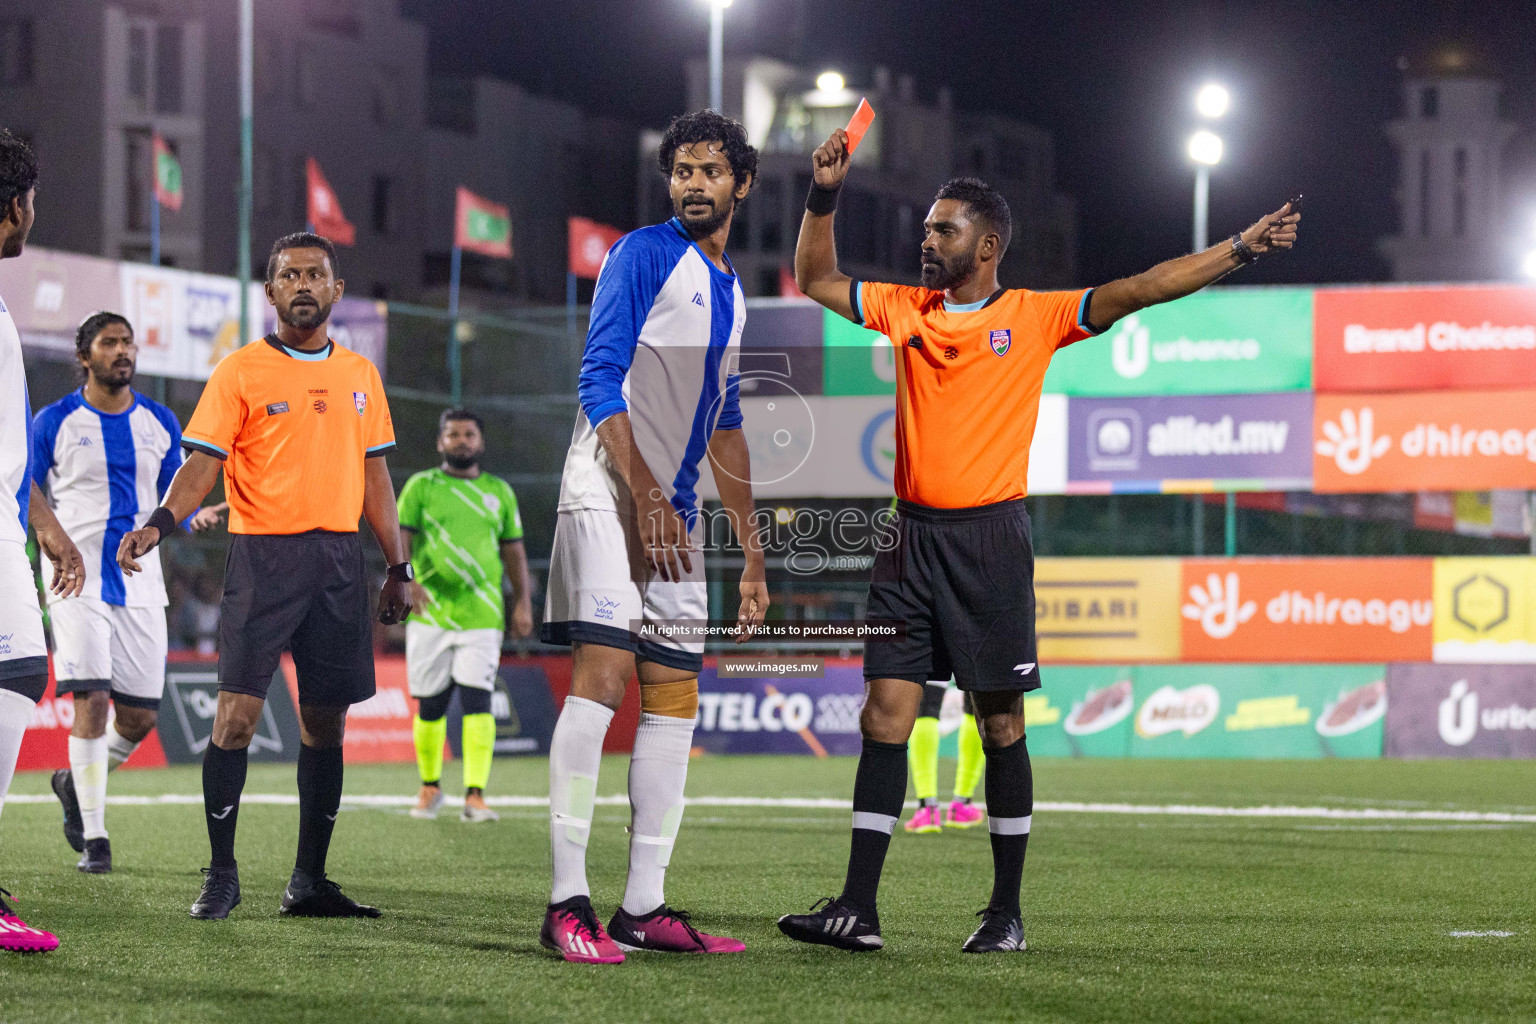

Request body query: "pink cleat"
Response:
[943, 800, 986, 829]
[904, 804, 942, 833]
[0, 888, 59, 953]
[607, 905, 745, 953]
[540, 895, 625, 964]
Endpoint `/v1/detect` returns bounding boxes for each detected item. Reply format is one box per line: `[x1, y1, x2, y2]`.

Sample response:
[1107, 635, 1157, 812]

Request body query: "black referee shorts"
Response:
[218, 531, 376, 706]
[864, 498, 1041, 693]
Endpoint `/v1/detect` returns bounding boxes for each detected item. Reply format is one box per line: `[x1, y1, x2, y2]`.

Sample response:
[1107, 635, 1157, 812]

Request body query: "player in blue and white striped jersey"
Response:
[537, 111, 768, 963]
[33, 312, 188, 874]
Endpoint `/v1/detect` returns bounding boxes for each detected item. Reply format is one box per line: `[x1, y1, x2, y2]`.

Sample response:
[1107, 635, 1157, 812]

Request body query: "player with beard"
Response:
[0, 126, 86, 953]
[779, 130, 1300, 953]
[36, 312, 205, 873]
[398, 408, 532, 822]
[117, 232, 412, 921]
[538, 110, 766, 962]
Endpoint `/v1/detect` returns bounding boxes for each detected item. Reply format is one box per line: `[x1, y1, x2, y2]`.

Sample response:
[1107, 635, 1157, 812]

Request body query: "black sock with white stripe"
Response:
[983, 734, 1033, 916]
[839, 738, 907, 914]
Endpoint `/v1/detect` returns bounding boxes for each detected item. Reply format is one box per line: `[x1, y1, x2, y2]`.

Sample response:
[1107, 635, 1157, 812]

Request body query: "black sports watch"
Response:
[386, 561, 414, 583]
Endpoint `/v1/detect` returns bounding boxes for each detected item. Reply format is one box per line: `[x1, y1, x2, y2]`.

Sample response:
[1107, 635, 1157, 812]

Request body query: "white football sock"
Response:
[106, 724, 140, 771]
[621, 713, 694, 916]
[548, 696, 613, 904]
[70, 734, 109, 840]
[0, 689, 35, 825]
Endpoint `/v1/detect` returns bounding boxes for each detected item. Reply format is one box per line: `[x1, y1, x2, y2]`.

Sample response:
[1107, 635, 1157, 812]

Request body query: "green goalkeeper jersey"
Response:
[397, 468, 524, 631]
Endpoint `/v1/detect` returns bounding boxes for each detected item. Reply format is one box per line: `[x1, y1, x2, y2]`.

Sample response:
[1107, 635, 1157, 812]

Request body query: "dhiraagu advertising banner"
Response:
[1128, 664, 1387, 759]
[1043, 286, 1314, 396]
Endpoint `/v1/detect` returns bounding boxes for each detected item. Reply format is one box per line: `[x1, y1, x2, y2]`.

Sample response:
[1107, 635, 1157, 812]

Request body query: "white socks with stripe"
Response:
[621, 713, 693, 916]
[69, 735, 109, 840]
[0, 690, 34, 825]
[106, 725, 141, 771]
[548, 696, 614, 904]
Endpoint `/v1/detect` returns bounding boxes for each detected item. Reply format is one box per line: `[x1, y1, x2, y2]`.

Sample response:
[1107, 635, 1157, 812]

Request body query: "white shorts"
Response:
[0, 540, 48, 701]
[48, 596, 168, 708]
[406, 621, 501, 698]
[540, 508, 708, 672]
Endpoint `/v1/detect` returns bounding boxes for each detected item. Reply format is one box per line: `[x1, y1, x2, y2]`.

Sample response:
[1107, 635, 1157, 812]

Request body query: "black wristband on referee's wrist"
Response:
[806, 182, 842, 216]
[1230, 233, 1259, 264]
[145, 506, 177, 541]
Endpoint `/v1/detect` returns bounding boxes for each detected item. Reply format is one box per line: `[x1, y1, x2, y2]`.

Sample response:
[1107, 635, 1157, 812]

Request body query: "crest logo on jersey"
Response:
[354, 391, 367, 415]
[691, 292, 705, 307]
[943, 346, 959, 361]
[592, 596, 620, 621]
[990, 329, 1012, 356]
[313, 399, 327, 413]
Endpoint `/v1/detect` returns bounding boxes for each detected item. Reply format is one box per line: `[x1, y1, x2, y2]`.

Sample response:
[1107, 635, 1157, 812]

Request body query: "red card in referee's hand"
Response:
[844, 98, 875, 154]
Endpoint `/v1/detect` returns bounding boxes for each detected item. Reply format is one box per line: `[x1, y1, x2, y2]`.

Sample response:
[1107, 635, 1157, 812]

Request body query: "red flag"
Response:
[568, 216, 624, 280]
[305, 157, 355, 246]
[454, 187, 513, 259]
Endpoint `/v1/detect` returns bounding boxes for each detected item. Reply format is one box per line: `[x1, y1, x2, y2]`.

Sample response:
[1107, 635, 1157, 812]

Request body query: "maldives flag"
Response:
[454, 187, 512, 258]
[152, 134, 182, 211]
[305, 157, 355, 246]
[568, 216, 624, 280]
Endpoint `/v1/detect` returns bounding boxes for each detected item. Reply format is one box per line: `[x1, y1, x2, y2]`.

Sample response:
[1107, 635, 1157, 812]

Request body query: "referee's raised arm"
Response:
[794, 129, 858, 322]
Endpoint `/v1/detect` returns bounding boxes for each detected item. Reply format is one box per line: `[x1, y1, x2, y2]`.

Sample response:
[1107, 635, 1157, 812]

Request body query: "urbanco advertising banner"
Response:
[696, 394, 1067, 498]
[693, 662, 865, 756]
[1067, 392, 1313, 492]
[1313, 390, 1536, 493]
[1385, 664, 1536, 758]
[1043, 286, 1314, 396]
[1180, 558, 1434, 662]
[1129, 664, 1387, 759]
[1432, 558, 1536, 664]
[1034, 558, 1183, 662]
[1314, 285, 1536, 392]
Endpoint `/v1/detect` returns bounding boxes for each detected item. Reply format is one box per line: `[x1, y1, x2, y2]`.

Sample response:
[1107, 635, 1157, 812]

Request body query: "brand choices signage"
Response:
[1315, 285, 1536, 392]
[1180, 558, 1433, 662]
[1384, 664, 1536, 758]
[1313, 391, 1536, 492]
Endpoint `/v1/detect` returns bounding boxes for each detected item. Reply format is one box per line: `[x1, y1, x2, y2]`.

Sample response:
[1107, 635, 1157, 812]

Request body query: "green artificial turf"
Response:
[2, 756, 1532, 1024]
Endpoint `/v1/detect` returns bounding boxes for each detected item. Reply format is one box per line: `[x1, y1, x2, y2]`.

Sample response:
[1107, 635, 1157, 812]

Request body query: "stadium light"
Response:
[816, 70, 845, 93]
[1188, 129, 1224, 166]
[701, 0, 733, 112]
[1195, 83, 1231, 119]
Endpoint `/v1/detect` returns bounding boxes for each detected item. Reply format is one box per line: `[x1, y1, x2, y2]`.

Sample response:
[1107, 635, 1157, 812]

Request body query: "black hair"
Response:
[0, 128, 38, 215]
[265, 231, 339, 283]
[934, 177, 1011, 256]
[75, 311, 133, 363]
[657, 110, 758, 195]
[439, 407, 484, 434]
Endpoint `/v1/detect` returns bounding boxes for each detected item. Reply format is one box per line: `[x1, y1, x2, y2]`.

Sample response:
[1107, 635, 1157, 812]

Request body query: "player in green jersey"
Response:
[398, 409, 533, 822]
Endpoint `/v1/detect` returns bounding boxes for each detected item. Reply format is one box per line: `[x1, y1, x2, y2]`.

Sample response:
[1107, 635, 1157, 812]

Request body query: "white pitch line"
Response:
[7, 793, 1536, 824]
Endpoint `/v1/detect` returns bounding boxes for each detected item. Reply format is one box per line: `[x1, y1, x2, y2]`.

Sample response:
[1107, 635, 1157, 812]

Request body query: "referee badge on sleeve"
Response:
[989, 329, 1012, 356]
[353, 392, 367, 415]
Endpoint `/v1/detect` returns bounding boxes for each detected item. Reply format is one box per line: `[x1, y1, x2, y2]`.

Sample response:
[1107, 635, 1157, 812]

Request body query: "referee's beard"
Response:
[278, 296, 333, 331]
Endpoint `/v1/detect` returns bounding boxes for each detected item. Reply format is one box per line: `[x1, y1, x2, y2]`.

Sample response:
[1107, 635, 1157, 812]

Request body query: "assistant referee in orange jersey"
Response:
[778, 130, 1300, 954]
[117, 232, 413, 920]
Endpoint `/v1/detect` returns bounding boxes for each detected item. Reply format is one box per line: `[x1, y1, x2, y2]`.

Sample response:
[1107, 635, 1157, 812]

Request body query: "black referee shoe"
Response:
[961, 906, 1027, 953]
[280, 875, 381, 918]
[777, 897, 883, 952]
[190, 866, 241, 920]
[77, 837, 111, 874]
[50, 770, 85, 853]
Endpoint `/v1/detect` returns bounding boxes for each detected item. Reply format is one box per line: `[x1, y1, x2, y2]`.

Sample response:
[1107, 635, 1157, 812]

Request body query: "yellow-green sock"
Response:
[462, 713, 496, 792]
[954, 713, 985, 800]
[414, 715, 447, 786]
[909, 716, 939, 803]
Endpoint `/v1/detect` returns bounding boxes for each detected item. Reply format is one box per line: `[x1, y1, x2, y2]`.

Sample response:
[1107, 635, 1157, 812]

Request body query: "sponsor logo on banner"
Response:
[1314, 391, 1536, 492]
[1432, 558, 1536, 664]
[1314, 285, 1536, 392]
[1044, 287, 1314, 396]
[1385, 664, 1536, 758]
[1069, 393, 1313, 488]
[1315, 679, 1387, 737]
[1063, 678, 1134, 736]
[1180, 559, 1433, 661]
[1035, 557, 1182, 661]
[694, 665, 866, 756]
[1136, 684, 1220, 737]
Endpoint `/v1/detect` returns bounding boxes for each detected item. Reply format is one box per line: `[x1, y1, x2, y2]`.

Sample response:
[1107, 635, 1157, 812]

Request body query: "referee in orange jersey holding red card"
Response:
[117, 232, 412, 921]
[778, 128, 1300, 954]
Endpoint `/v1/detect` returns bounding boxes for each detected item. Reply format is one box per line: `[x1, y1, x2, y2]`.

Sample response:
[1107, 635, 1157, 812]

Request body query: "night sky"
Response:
[401, 0, 1536, 288]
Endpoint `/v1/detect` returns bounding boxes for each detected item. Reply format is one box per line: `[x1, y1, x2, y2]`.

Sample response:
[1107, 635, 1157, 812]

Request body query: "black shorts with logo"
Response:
[218, 531, 376, 705]
[864, 498, 1040, 693]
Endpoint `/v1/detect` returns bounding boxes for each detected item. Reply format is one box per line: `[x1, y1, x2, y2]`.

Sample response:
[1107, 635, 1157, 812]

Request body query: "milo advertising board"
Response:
[1128, 664, 1387, 758]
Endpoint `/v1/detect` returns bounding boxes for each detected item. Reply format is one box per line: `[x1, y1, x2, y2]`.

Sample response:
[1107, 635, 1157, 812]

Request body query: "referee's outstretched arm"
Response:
[116, 452, 222, 574]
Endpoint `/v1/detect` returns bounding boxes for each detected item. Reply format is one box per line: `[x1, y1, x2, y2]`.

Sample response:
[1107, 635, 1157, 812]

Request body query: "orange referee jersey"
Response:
[853, 281, 1100, 508]
[182, 336, 396, 534]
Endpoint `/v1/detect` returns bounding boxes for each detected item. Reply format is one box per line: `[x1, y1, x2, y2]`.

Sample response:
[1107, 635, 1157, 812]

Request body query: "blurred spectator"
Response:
[174, 574, 222, 654]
